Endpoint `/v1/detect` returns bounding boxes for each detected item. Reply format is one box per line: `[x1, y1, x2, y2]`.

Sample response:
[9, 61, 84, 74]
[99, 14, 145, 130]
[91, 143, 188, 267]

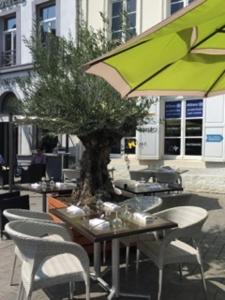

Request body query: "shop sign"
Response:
[165, 101, 181, 119]
[206, 134, 223, 142]
[186, 99, 203, 118]
[0, 0, 25, 9]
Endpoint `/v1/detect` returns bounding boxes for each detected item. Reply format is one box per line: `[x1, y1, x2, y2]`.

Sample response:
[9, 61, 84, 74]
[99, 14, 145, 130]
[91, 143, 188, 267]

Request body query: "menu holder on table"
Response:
[131, 212, 155, 226]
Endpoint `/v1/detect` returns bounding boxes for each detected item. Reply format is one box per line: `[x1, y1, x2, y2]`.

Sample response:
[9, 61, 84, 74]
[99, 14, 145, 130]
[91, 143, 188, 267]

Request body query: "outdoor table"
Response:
[15, 183, 74, 212]
[114, 179, 183, 196]
[120, 195, 162, 212]
[51, 207, 177, 299]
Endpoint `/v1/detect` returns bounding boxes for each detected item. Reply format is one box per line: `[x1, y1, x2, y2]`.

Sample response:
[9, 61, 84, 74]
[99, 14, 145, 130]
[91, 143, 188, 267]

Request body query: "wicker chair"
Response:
[5, 220, 90, 300]
[137, 206, 208, 300]
[3, 209, 54, 286]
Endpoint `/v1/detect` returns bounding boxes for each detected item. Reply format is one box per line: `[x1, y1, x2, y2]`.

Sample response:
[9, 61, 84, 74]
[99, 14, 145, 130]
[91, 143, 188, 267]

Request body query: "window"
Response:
[185, 100, 203, 155]
[170, 0, 195, 14]
[38, 3, 56, 43]
[164, 99, 203, 156]
[164, 101, 181, 155]
[2, 15, 16, 66]
[111, 0, 136, 40]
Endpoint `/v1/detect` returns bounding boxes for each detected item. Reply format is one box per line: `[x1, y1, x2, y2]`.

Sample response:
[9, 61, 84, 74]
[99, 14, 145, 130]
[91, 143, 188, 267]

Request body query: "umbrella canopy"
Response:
[85, 0, 225, 98]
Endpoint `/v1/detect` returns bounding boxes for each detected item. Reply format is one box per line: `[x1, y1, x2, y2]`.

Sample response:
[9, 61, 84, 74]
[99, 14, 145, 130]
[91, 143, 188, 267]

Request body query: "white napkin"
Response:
[31, 183, 40, 189]
[66, 205, 85, 217]
[103, 202, 120, 212]
[132, 212, 154, 226]
[89, 218, 110, 230]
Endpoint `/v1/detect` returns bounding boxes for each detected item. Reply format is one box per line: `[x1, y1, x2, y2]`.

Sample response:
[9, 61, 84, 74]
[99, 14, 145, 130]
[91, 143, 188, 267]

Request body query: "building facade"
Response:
[1, 0, 225, 184]
[0, 0, 76, 162]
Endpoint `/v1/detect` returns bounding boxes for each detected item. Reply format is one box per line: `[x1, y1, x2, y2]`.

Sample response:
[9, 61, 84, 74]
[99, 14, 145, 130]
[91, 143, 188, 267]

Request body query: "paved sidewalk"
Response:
[0, 191, 225, 299]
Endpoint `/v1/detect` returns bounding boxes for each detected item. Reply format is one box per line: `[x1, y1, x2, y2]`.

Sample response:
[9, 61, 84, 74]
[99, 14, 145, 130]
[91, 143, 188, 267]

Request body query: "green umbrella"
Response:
[85, 0, 225, 98]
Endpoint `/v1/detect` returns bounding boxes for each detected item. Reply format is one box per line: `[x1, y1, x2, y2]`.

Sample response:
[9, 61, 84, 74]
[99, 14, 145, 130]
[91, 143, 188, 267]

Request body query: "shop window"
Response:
[164, 99, 203, 156]
[111, 0, 136, 41]
[1, 15, 16, 67]
[38, 2, 56, 44]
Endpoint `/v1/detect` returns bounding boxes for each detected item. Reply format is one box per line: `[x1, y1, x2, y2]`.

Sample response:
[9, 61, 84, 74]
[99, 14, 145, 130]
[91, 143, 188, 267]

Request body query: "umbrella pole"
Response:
[8, 113, 14, 192]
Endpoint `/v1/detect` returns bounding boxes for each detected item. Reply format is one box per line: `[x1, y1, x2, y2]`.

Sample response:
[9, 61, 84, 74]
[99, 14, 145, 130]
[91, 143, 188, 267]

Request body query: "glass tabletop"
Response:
[119, 196, 162, 212]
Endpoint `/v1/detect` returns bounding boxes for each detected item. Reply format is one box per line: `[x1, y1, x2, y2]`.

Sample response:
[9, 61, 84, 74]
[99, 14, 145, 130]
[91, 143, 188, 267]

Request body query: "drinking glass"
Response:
[96, 192, 104, 214]
[112, 211, 123, 230]
[83, 204, 91, 218]
[49, 177, 55, 190]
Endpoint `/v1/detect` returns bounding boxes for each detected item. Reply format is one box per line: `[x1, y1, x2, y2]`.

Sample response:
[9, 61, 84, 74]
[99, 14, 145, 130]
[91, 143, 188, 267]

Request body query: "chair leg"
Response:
[125, 245, 130, 270]
[85, 279, 90, 300]
[158, 268, 163, 300]
[136, 247, 140, 272]
[10, 254, 18, 286]
[198, 255, 208, 299]
[16, 282, 24, 300]
[69, 281, 74, 300]
[194, 241, 208, 299]
[178, 263, 183, 281]
[103, 241, 107, 265]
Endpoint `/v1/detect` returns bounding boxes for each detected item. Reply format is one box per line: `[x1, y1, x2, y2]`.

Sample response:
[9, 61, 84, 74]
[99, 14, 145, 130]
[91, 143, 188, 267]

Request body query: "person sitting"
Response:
[31, 148, 46, 165]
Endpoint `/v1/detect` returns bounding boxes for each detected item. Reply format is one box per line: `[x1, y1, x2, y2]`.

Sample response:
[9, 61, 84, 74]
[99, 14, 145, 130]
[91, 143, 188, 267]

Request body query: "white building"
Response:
[1, 0, 225, 191]
[0, 0, 76, 162]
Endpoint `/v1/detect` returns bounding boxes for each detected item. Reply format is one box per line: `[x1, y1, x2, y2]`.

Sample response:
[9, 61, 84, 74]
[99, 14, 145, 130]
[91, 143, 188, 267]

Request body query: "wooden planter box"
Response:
[48, 196, 94, 254]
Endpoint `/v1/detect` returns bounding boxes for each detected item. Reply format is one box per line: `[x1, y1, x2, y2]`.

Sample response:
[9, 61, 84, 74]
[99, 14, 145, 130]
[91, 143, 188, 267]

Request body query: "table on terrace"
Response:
[15, 183, 73, 212]
[114, 179, 183, 196]
[51, 206, 177, 299]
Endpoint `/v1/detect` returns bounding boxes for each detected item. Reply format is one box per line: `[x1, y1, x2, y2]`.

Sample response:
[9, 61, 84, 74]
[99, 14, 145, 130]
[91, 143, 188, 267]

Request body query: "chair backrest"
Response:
[155, 206, 208, 242]
[154, 171, 182, 186]
[0, 195, 30, 236]
[3, 208, 52, 222]
[129, 170, 152, 182]
[21, 164, 46, 183]
[5, 220, 89, 281]
[0, 191, 20, 200]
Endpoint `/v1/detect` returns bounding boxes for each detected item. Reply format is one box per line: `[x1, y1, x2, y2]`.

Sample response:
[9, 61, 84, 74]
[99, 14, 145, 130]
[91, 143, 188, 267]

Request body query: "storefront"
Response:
[136, 95, 225, 167]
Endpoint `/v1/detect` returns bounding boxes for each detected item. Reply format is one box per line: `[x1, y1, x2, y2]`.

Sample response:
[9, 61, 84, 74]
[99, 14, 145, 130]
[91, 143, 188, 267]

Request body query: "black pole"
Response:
[8, 113, 14, 192]
[65, 134, 69, 168]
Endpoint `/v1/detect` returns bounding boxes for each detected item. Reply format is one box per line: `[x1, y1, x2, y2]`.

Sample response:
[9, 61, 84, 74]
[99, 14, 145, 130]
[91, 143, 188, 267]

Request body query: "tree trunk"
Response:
[74, 136, 114, 205]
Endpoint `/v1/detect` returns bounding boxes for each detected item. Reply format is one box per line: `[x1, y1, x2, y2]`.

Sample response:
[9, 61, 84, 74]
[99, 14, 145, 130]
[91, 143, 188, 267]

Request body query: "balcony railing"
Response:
[1, 50, 16, 67]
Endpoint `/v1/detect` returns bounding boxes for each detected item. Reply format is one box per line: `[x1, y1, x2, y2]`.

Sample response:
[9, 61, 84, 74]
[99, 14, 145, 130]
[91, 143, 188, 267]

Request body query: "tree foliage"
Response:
[21, 24, 151, 142]
[18, 23, 153, 202]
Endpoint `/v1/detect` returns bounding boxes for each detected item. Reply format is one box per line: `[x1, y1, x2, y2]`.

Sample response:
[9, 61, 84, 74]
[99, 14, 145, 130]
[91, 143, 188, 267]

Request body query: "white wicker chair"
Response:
[5, 220, 90, 300]
[3, 208, 56, 286]
[120, 196, 162, 269]
[137, 206, 208, 300]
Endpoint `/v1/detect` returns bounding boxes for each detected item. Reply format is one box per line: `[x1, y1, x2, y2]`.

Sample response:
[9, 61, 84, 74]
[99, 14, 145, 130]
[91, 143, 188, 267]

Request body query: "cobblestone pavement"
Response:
[0, 191, 225, 300]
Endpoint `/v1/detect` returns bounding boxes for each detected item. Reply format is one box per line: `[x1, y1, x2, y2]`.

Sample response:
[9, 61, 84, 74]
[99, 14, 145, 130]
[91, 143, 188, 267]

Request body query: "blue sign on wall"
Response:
[165, 101, 181, 119]
[206, 134, 223, 143]
[186, 99, 203, 118]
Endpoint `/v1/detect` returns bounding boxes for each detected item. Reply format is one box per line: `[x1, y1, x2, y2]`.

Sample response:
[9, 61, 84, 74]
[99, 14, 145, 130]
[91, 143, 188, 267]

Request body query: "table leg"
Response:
[42, 193, 47, 212]
[108, 238, 151, 300]
[94, 242, 101, 277]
